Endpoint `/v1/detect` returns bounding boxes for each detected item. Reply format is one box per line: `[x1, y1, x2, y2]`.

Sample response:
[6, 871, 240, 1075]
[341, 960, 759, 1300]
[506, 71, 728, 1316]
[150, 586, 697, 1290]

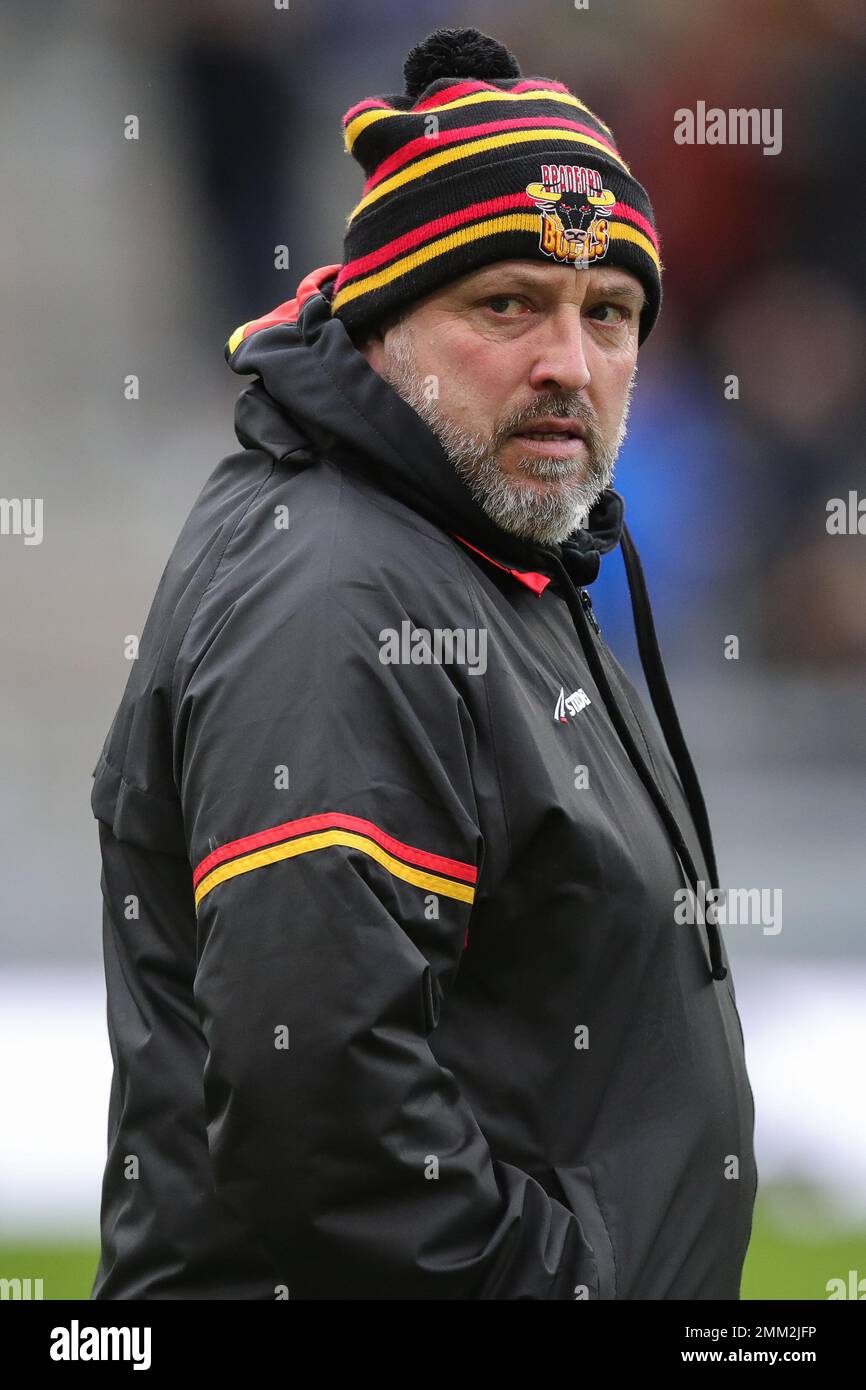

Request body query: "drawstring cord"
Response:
[618, 522, 719, 887]
[538, 540, 727, 983]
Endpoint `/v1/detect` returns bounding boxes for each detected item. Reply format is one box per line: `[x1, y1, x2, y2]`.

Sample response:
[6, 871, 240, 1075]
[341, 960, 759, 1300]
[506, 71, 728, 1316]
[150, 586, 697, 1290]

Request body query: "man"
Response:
[91, 28, 757, 1300]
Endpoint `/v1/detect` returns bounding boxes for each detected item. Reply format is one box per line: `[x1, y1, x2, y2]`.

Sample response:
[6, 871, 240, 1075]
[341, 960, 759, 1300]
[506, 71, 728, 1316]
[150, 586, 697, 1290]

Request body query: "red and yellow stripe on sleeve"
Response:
[192, 810, 478, 912]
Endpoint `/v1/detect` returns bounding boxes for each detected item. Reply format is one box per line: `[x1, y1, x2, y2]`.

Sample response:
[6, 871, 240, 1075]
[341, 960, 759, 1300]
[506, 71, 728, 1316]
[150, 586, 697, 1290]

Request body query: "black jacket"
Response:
[90, 264, 757, 1300]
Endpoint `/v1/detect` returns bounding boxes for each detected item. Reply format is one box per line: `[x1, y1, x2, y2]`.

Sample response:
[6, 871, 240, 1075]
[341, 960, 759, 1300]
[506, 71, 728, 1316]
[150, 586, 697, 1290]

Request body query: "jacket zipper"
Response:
[579, 587, 601, 635]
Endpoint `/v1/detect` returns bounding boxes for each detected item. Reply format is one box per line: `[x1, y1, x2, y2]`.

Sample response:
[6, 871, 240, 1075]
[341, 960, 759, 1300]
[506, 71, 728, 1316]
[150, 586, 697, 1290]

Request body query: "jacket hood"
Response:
[224, 265, 727, 981]
[226, 264, 623, 588]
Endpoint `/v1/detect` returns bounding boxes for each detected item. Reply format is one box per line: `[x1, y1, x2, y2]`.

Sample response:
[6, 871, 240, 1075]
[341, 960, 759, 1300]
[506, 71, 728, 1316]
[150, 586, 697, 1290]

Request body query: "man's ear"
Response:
[351, 310, 402, 359]
[351, 323, 387, 372]
[374, 307, 407, 340]
[350, 325, 380, 355]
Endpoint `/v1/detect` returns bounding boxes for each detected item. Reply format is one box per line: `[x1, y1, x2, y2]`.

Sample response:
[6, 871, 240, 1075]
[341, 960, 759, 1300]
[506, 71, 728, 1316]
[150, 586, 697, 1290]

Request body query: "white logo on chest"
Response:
[554, 686, 592, 722]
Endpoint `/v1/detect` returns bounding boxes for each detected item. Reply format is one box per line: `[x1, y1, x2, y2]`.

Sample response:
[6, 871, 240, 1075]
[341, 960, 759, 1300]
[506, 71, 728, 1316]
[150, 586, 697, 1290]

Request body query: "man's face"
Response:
[356, 259, 643, 546]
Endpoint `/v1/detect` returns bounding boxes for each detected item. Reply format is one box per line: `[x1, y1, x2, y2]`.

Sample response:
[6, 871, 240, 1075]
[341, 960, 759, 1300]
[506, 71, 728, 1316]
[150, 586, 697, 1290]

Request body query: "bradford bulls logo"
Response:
[526, 164, 616, 266]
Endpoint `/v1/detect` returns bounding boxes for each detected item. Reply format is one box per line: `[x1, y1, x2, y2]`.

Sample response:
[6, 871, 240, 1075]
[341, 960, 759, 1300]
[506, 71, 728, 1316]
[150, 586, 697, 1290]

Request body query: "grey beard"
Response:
[431, 420, 614, 547]
[378, 322, 631, 547]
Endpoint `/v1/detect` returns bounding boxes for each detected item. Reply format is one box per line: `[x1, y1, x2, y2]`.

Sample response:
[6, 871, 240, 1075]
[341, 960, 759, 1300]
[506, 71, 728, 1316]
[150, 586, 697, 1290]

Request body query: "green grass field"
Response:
[2, 1196, 864, 1298]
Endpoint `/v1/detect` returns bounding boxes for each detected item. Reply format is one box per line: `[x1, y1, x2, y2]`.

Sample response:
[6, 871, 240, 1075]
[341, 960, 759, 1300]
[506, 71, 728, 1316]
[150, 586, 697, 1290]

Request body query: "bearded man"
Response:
[90, 27, 757, 1301]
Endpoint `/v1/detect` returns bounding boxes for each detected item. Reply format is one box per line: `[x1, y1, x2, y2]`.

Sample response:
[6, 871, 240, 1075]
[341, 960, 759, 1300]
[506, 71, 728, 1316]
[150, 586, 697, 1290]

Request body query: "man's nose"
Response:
[527, 306, 591, 394]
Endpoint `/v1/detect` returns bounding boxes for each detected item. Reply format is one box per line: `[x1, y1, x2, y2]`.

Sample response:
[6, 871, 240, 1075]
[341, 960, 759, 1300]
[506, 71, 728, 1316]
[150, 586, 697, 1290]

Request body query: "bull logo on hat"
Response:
[526, 164, 615, 266]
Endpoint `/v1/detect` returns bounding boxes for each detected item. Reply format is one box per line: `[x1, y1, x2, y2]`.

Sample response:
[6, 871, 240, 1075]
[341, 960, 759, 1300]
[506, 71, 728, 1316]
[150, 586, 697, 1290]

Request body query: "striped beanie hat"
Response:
[330, 28, 662, 345]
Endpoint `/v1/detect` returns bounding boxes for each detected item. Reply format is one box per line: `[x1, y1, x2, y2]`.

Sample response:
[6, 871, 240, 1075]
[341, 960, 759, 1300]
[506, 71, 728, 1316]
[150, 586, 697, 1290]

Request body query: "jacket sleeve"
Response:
[175, 572, 595, 1300]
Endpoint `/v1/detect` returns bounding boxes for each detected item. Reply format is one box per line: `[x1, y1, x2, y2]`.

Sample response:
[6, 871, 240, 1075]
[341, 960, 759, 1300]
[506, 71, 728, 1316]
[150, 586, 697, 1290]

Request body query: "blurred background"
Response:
[1, 0, 864, 1299]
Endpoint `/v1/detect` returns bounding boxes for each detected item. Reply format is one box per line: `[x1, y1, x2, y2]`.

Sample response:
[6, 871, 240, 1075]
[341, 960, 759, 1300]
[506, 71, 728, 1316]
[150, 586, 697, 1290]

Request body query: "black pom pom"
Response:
[403, 27, 521, 102]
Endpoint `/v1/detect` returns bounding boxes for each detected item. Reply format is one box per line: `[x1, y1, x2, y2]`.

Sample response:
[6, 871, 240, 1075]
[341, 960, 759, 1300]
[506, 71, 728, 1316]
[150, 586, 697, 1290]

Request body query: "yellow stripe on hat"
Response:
[331, 212, 660, 316]
[609, 222, 661, 273]
[345, 87, 616, 153]
[347, 128, 631, 225]
[194, 828, 477, 911]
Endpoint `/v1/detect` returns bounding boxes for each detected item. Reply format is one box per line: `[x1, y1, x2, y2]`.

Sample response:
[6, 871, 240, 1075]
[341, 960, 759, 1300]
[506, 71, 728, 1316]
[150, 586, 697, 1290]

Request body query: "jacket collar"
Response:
[451, 534, 553, 594]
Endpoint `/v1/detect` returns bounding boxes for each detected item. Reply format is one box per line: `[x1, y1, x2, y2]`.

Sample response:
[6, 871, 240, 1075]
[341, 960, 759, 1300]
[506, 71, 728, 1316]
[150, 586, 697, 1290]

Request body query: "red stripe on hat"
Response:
[332, 193, 534, 293]
[342, 97, 392, 126]
[413, 79, 513, 111]
[611, 201, 659, 252]
[413, 78, 572, 113]
[511, 79, 571, 94]
[362, 115, 625, 194]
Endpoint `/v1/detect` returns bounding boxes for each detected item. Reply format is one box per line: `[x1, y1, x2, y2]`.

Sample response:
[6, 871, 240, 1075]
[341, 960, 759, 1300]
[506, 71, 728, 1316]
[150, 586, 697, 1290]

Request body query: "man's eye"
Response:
[485, 296, 527, 316]
[588, 302, 629, 324]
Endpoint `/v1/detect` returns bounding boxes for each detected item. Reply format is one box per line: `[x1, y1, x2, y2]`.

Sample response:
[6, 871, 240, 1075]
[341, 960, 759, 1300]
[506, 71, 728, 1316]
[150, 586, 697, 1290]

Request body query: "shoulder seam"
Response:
[169, 454, 277, 728]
